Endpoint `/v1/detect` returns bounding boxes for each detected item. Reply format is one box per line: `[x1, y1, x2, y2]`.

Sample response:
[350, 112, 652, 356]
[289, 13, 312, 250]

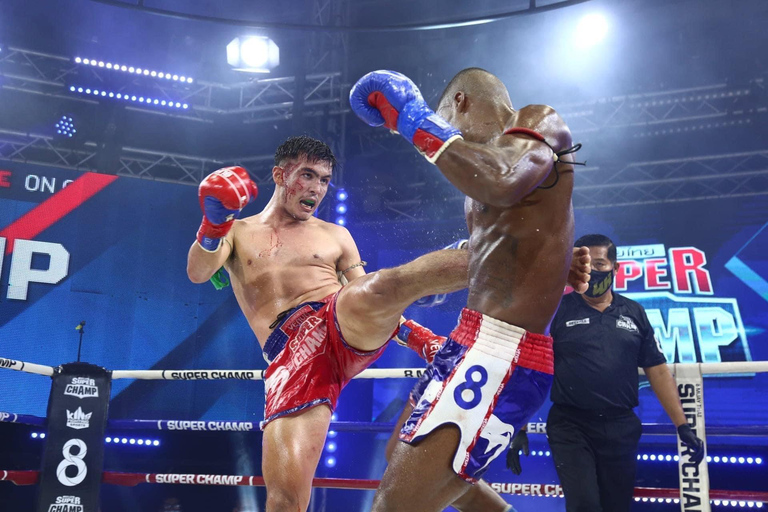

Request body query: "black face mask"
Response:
[586, 269, 613, 298]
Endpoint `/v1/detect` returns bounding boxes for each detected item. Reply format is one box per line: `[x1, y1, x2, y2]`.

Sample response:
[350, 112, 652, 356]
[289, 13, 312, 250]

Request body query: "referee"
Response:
[506, 234, 704, 512]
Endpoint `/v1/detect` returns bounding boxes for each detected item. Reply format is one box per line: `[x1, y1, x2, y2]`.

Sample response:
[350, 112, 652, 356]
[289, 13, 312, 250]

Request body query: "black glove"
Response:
[677, 424, 705, 465]
[505, 430, 529, 475]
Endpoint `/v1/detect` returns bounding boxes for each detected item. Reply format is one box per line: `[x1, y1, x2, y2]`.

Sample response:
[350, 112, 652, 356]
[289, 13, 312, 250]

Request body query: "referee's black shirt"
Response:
[550, 292, 667, 411]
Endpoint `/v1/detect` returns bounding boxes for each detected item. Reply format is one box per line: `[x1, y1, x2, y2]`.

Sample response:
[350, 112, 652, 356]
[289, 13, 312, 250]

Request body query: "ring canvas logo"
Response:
[64, 377, 99, 399]
[65, 407, 92, 430]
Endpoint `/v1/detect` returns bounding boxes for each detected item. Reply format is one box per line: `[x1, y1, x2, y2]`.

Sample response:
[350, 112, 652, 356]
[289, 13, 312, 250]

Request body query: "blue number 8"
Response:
[454, 365, 488, 410]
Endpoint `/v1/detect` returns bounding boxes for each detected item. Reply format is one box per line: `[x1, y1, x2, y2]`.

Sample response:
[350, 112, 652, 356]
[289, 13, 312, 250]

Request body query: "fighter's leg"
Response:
[374, 424, 472, 512]
[384, 402, 512, 512]
[337, 248, 468, 352]
[262, 405, 332, 512]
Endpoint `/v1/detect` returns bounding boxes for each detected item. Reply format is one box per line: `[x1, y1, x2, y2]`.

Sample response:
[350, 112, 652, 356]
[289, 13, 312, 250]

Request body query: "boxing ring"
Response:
[1, 356, 767, 511]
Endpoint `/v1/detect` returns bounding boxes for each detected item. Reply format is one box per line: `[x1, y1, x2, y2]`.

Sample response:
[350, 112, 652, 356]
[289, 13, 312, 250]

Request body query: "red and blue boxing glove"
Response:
[349, 70, 463, 164]
[196, 166, 258, 252]
[395, 319, 446, 364]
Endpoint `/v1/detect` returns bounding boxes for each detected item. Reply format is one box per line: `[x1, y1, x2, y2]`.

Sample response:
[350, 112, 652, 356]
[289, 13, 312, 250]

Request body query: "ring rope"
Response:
[4, 356, 768, 381]
[4, 411, 768, 436]
[1, 470, 766, 502]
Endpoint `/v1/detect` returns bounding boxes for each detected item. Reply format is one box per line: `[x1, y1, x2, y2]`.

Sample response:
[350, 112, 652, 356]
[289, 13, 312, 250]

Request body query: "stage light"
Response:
[324, 456, 336, 468]
[106, 437, 112, 443]
[75, 57, 82, 63]
[153, 440, 160, 446]
[575, 13, 609, 47]
[336, 189, 348, 201]
[336, 204, 347, 214]
[227, 36, 279, 73]
[327, 430, 337, 438]
[326, 442, 336, 453]
[129, 439, 136, 444]
[55, 115, 76, 138]
[121, 438, 128, 444]
[31, 432, 38, 438]
[335, 217, 346, 226]
[40, 433, 46, 438]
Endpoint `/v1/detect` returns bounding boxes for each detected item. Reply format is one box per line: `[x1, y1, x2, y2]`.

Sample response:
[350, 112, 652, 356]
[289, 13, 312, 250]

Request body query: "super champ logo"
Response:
[47, 495, 83, 512]
[617, 244, 750, 366]
[64, 378, 99, 399]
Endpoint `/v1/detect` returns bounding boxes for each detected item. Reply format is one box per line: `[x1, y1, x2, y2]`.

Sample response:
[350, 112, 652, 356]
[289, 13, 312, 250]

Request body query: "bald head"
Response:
[437, 68, 512, 111]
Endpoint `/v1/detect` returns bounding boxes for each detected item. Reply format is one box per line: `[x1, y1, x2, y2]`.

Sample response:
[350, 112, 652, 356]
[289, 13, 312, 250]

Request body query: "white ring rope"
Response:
[2, 356, 768, 380]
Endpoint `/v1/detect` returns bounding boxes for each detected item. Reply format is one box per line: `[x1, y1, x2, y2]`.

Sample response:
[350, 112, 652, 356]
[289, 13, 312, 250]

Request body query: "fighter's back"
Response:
[465, 105, 575, 334]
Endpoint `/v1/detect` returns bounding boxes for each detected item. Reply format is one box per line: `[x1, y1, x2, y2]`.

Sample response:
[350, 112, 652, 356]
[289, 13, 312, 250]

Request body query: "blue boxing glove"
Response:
[350, 70, 463, 163]
[415, 239, 468, 307]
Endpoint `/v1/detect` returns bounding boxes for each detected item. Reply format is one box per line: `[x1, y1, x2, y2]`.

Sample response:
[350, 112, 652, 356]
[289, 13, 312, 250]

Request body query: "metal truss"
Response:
[560, 79, 767, 138]
[0, 128, 277, 186]
[2, 127, 765, 211]
[360, 150, 768, 222]
[572, 150, 768, 208]
[0, 46, 344, 124]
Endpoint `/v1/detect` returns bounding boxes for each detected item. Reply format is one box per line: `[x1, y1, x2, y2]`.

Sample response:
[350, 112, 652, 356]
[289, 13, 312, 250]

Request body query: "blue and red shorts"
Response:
[401, 308, 554, 483]
[260, 293, 386, 429]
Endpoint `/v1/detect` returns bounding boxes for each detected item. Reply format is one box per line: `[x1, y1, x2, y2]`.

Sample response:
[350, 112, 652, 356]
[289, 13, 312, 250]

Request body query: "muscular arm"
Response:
[436, 108, 570, 208]
[186, 226, 235, 284]
[645, 363, 687, 427]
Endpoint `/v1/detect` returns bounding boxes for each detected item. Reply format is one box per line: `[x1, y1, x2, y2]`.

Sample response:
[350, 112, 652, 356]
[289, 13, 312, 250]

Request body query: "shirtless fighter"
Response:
[350, 68, 583, 511]
[186, 136, 471, 512]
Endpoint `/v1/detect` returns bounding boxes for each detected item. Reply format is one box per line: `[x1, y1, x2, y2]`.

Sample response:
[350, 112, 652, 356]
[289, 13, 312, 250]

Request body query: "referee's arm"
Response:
[644, 364, 687, 427]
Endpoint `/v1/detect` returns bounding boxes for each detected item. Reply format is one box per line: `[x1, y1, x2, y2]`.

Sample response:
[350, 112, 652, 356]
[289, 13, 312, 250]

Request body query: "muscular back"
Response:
[465, 106, 575, 334]
[224, 215, 346, 345]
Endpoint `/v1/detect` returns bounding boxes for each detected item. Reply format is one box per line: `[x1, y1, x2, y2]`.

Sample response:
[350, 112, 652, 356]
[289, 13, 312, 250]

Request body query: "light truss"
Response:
[0, 129, 276, 186]
[572, 150, 768, 208]
[0, 46, 344, 123]
[560, 79, 766, 137]
[365, 150, 768, 222]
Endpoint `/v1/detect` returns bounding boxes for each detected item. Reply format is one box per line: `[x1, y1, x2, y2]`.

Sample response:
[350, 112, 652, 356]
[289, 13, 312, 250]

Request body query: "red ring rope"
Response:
[2, 469, 766, 502]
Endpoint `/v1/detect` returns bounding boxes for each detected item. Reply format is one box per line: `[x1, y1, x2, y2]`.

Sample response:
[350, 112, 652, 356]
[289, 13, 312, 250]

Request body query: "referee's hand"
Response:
[505, 430, 529, 475]
[677, 424, 705, 465]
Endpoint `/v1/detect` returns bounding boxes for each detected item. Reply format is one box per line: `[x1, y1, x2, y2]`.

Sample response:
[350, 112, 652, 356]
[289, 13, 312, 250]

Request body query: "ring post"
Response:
[36, 362, 111, 512]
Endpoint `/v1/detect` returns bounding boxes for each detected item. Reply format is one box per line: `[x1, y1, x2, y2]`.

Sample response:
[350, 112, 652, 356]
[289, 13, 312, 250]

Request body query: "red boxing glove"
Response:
[196, 166, 258, 252]
[394, 319, 446, 364]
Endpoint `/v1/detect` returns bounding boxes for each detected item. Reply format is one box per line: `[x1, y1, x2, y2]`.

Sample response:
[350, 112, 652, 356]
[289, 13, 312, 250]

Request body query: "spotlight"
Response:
[227, 36, 280, 73]
[575, 13, 609, 47]
[335, 217, 346, 226]
[324, 456, 336, 468]
[31, 433, 38, 438]
[105, 437, 112, 443]
[40, 433, 46, 438]
[327, 430, 337, 439]
[336, 204, 347, 214]
[55, 115, 77, 138]
[336, 189, 348, 201]
[326, 442, 336, 453]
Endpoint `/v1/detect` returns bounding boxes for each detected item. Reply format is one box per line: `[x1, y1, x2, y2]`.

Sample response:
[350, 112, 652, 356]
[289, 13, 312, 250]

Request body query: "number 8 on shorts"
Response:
[453, 365, 488, 410]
